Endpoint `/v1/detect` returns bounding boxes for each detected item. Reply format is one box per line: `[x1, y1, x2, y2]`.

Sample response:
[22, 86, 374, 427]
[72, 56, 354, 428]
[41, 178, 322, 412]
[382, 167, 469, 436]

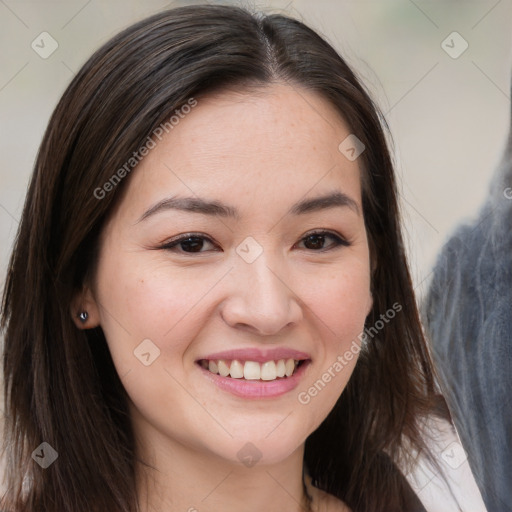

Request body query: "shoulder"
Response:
[304, 474, 352, 512]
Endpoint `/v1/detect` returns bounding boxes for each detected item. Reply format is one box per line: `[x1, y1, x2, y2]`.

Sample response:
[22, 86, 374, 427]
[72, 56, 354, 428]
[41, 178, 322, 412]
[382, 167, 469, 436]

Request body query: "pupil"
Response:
[181, 237, 203, 252]
[305, 234, 324, 250]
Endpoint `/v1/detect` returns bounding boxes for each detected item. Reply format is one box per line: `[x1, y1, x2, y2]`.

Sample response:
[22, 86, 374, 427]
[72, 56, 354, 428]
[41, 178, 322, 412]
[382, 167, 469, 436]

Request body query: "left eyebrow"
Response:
[289, 191, 360, 216]
[136, 190, 360, 224]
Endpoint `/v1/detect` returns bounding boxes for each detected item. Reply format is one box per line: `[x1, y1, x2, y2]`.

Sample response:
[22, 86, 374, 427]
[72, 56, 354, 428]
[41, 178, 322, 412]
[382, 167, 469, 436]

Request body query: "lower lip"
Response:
[198, 361, 311, 399]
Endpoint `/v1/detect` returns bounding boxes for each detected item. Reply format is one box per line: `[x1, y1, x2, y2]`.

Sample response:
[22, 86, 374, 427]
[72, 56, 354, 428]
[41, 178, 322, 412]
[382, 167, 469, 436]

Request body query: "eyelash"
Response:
[160, 230, 350, 254]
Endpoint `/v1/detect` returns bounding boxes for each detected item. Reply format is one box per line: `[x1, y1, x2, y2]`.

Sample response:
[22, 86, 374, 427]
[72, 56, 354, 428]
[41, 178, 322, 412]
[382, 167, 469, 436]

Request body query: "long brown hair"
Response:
[1, 5, 449, 511]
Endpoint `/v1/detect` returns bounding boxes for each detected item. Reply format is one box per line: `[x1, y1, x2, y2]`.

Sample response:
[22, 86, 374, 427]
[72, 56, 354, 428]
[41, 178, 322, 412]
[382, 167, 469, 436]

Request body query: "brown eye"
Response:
[161, 234, 218, 254]
[303, 233, 327, 250]
[177, 237, 206, 253]
[296, 231, 350, 251]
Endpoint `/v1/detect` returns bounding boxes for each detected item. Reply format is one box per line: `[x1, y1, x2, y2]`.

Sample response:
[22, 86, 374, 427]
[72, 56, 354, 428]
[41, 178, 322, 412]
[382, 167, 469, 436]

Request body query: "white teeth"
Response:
[201, 358, 304, 380]
[285, 358, 295, 377]
[218, 360, 230, 377]
[261, 361, 277, 381]
[243, 361, 261, 380]
[229, 360, 244, 379]
[276, 359, 286, 377]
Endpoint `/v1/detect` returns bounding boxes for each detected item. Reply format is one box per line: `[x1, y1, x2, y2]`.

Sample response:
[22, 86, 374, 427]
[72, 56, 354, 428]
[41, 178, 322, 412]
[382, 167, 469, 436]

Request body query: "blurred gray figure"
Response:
[423, 90, 512, 511]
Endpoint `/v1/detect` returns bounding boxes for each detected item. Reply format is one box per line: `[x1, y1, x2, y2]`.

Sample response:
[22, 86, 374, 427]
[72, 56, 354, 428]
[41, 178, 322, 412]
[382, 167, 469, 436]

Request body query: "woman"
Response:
[1, 4, 454, 511]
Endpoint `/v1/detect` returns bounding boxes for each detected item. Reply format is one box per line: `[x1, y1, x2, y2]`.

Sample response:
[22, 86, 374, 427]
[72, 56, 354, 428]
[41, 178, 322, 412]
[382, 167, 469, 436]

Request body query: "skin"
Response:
[73, 82, 372, 512]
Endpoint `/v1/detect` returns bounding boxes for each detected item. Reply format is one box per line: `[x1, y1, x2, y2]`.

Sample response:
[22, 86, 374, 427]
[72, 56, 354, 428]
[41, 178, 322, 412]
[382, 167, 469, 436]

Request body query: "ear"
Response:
[70, 284, 101, 329]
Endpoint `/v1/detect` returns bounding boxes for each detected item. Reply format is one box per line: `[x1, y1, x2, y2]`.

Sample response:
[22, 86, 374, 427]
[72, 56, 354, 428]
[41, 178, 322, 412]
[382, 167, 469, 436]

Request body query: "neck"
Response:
[134, 423, 311, 512]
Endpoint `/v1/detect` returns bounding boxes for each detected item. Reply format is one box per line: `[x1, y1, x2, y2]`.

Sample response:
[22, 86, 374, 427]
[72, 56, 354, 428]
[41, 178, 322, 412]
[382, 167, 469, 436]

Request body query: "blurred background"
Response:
[0, 0, 511, 506]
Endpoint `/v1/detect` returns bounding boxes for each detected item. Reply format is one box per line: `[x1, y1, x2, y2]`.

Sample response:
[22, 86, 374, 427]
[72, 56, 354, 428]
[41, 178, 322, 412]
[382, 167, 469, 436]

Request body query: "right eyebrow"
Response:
[136, 196, 240, 223]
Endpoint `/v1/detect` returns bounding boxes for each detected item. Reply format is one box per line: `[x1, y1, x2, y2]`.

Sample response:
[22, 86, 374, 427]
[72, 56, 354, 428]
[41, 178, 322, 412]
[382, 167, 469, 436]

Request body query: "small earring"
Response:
[78, 311, 89, 323]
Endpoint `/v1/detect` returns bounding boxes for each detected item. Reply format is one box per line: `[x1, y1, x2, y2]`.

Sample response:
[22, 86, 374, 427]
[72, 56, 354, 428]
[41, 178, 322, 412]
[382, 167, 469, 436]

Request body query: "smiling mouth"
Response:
[197, 358, 307, 381]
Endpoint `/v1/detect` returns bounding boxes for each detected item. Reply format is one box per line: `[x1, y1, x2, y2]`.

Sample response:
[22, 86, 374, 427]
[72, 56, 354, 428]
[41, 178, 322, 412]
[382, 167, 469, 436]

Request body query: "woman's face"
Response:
[84, 83, 372, 467]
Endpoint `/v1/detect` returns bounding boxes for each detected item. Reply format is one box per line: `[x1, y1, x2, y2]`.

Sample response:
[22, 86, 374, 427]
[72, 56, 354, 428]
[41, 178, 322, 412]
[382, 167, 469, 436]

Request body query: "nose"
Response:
[220, 255, 303, 336]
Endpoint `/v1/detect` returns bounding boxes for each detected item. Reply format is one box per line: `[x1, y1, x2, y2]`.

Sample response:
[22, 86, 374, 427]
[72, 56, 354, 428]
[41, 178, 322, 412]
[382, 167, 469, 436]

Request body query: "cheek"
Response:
[93, 255, 216, 428]
[293, 260, 370, 418]
[94, 251, 225, 370]
[302, 260, 371, 345]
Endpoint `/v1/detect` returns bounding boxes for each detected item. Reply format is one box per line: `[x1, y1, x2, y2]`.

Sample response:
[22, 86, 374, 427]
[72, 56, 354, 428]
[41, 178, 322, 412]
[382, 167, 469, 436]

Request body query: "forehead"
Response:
[120, 83, 363, 215]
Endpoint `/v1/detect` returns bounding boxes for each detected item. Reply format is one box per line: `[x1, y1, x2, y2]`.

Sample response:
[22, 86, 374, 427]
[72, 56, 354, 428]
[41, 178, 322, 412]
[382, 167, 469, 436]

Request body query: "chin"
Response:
[212, 428, 308, 468]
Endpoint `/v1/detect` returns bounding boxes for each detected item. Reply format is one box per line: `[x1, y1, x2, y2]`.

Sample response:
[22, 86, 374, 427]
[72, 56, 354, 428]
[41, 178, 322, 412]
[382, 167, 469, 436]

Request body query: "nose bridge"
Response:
[248, 252, 287, 301]
[223, 246, 302, 335]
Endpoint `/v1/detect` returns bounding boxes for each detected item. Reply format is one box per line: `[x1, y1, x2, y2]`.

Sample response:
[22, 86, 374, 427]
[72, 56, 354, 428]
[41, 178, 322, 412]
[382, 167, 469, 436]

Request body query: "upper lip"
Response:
[197, 348, 311, 363]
